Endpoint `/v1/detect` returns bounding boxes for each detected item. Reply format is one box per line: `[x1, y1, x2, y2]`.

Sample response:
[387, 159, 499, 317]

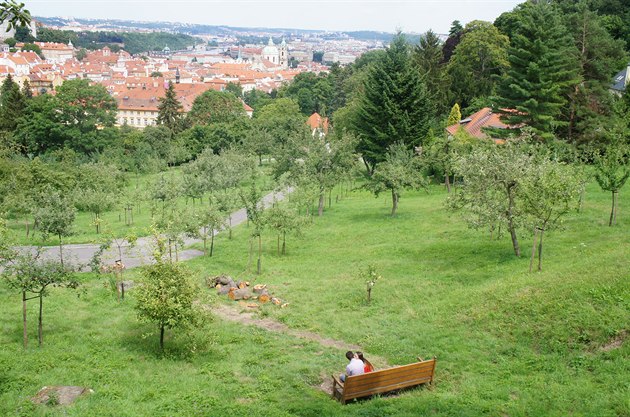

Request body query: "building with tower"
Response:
[261, 37, 288, 69]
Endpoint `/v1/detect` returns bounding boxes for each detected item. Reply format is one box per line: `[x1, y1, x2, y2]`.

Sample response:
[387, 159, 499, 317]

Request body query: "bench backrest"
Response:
[342, 358, 436, 401]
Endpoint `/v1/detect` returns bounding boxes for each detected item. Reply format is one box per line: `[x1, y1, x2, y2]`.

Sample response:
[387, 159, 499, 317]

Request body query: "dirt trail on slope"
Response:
[211, 303, 390, 395]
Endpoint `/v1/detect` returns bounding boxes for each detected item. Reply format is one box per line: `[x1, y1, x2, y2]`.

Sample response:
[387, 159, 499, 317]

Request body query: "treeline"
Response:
[15, 26, 200, 54]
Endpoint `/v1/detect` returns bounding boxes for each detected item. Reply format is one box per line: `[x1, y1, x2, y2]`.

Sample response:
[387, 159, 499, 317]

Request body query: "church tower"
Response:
[279, 37, 288, 69]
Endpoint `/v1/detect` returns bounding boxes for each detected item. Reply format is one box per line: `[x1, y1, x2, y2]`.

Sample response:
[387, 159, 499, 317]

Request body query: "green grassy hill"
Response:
[0, 182, 628, 416]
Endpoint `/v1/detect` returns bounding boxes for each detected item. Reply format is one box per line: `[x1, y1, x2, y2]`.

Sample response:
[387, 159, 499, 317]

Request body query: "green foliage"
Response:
[135, 259, 199, 350]
[0, 73, 25, 132]
[449, 141, 532, 256]
[520, 157, 583, 271]
[361, 264, 382, 305]
[0, 0, 31, 31]
[352, 33, 432, 173]
[186, 90, 245, 127]
[447, 20, 509, 109]
[278, 72, 333, 116]
[16, 79, 117, 154]
[20, 42, 42, 57]
[157, 81, 184, 133]
[447, 103, 462, 126]
[595, 141, 630, 225]
[254, 98, 305, 148]
[364, 142, 427, 216]
[496, 2, 581, 140]
[413, 30, 448, 116]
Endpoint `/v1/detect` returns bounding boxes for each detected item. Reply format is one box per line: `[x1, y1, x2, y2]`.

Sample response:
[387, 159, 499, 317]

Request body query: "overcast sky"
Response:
[27, 0, 523, 34]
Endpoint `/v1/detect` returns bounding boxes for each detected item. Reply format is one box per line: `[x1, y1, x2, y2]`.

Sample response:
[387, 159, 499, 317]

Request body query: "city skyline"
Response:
[27, 0, 523, 34]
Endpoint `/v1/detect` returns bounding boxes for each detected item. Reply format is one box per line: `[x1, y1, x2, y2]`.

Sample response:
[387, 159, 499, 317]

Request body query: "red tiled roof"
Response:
[445, 107, 513, 139]
[307, 112, 329, 133]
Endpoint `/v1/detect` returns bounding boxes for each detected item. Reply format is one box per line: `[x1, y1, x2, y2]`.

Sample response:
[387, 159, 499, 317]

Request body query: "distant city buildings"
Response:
[0, 22, 385, 128]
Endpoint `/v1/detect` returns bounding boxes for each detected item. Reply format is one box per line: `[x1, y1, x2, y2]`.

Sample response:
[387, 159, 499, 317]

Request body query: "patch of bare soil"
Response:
[600, 330, 628, 352]
[31, 386, 92, 406]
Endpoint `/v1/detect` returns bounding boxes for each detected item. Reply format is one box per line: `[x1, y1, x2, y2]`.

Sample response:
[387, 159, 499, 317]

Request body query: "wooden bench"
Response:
[331, 357, 436, 404]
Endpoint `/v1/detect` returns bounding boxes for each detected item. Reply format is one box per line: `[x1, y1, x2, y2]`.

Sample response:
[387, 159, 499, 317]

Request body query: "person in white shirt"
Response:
[340, 351, 365, 382]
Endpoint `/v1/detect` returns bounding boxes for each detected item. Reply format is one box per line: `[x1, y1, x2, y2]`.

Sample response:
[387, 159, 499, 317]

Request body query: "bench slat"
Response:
[345, 362, 435, 386]
[344, 376, 433, 400]
[345, 370, 435, 394]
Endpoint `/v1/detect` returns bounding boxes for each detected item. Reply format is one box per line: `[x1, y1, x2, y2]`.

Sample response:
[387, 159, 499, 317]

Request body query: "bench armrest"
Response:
[332, 375, 343, 388]
[417, 356, 425, 362]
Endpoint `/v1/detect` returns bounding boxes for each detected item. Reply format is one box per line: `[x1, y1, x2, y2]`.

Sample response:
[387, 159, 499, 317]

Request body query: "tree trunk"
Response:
[25, 219, 30, 238]
[529, 227, 539, 273]
[609, 191, 617, 226]
[121, 280, 125, 301]
[391, 190, 399, 217]
[38, 293, 43, 347]
[318, 191, 324, 216]
[22, 291, 27, 349]
[537, 228, 544, 272]
[259, 154, 262, 166]
[229, 216, 233, 240]
[168, 239, 172, 262]
[160, 325, 164, 350]
[282, 231, 286, 256]
[277, 235, 280, 256]
[257, 235, 262, 275]
[203, 226, 207, 255]
[445, 172, 451, 193]
[328, 189, 332, 208]
[210, 230, 215, 257]
[248, 237, 253, 272]
[58, 235, 64, 267]
[507, 186, 520, 257]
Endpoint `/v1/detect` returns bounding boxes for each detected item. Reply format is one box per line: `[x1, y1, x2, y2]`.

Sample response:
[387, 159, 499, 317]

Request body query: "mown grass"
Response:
[0, 180, 628, 416]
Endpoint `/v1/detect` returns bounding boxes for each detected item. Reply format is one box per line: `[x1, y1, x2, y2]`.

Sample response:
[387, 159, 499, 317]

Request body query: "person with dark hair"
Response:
[356, 351, 374, 373]
[340, 350, 364, 382]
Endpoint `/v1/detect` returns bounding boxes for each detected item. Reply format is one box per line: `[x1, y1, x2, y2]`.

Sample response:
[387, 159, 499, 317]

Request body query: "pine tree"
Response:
[157, 81, 183, 133]
[353, 32, 432, 174]
[413, 30, 448, 116]
[496, 2, 580, 140]
[0, 74, 25, 132]
[21, 78, 32, 99]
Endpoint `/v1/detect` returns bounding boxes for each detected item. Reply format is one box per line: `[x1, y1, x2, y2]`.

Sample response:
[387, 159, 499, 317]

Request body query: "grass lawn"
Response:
[0, 181, 628, 416]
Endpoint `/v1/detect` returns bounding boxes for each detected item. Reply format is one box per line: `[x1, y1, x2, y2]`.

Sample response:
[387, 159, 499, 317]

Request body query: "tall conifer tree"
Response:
[496, 2, 580, 140]
[0, 74, 25, 132]
[353, 33, 432, 174]
[157, 81, 183, 133]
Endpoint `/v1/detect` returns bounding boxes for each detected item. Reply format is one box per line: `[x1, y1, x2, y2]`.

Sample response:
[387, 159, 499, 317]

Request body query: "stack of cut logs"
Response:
[208, 275, 287, 307]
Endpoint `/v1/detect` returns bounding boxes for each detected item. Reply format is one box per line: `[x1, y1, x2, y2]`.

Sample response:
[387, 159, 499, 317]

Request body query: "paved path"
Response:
[13, 189, 290, 270]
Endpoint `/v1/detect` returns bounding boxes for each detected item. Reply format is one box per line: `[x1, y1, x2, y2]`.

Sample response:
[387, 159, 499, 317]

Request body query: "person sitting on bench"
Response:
[340, 351, 364, 382]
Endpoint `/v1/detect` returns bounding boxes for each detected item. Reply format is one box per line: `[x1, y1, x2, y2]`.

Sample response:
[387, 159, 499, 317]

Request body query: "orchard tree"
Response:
[264, 202, 304, 255]
[365, 142, 427, 217]
[449, 141, 532, 257]
[239, 179, 266, 274]
[352, 32, 432, 174]
[2, 251, 78, 348]
[135, 256, 198, 350]
[33, 187, 76, 266]
[595, 142, 629, 226]
[521, 158, 582, 272]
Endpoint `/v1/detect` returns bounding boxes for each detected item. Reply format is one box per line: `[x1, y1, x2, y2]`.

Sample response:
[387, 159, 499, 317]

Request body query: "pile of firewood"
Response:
[207, 275, 288, 307]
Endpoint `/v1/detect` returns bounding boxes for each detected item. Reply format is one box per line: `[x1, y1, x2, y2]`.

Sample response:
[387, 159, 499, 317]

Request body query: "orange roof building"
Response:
[445, 107, 514, 143]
